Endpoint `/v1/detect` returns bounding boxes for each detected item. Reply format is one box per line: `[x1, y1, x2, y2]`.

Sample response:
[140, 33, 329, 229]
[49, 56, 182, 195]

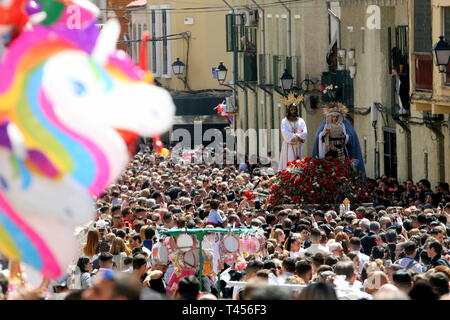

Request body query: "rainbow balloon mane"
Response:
[0, 1, 175, 279]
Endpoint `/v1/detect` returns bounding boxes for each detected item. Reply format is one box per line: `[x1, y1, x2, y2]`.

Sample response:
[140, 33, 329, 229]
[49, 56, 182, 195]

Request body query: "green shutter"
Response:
[226, 14, 235, 52]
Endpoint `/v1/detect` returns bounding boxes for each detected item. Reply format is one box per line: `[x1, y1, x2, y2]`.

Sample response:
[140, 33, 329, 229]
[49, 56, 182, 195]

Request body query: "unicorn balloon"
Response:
[0, 11, 175, 279]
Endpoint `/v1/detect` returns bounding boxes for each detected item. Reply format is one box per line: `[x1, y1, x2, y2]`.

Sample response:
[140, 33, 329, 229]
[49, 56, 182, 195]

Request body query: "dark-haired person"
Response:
[142, 226, 155, 251]
[392, 270, 413, 294]
[304, 228, 329, 255]
[77, 257, 93, 289]
[176, 275, 199, 300]
[333, 260, 372, 300]
[361, 221, 380, 255]
[285, 235, 304, 258]
[278, 99, 307, 171]
[428, 272, 450, 298]
[111, 206, 123, 229]
[349, 237, 369, 273]
[130, 234, 151, 257]
[98, 252, 114, 270]
[279, 257, 296, 284]
[395, 241, 424, 273]
[295, 260, 312, 285]
[151, 191, 165, 207]
[206, 199, 226, 227]
[426, 241, 450, 268]
[162, 211, 175, 229]
[132, 254, 148, 283]
[111, 191, 121, 207]
[0, 271, 8, 300]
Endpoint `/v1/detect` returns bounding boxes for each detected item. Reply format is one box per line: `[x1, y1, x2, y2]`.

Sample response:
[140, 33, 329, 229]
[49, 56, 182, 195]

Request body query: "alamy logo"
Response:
[366, 5, 381, 30]
[66, 6, 81, 30]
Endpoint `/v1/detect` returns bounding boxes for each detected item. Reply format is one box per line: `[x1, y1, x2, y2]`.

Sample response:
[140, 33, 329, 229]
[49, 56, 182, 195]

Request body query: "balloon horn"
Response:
[137, 31, 165, 155]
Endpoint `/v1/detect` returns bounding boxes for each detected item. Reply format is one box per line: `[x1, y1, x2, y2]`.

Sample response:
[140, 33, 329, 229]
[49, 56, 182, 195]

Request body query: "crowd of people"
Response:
[0, 143, 449, 300]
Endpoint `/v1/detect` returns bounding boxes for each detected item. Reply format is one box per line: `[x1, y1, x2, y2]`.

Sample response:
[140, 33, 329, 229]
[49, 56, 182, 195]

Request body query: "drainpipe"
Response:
[250, 0, 266, 58]
[221, 0, 241, 157]
[327, 3, 341, 49]
[427, 124, 445, 183]
[276, 0, 291, 164]
[221, 0, 238, 90]
[448, 115, 450, 149]
[395, 121, 413, 179]
[247, 0, 267, 163]
[252, 0, 276, 155]
[277, 0, 292, 57]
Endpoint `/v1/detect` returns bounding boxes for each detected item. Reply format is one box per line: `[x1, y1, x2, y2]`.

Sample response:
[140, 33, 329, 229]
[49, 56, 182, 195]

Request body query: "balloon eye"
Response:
[72, 80, 87, 96]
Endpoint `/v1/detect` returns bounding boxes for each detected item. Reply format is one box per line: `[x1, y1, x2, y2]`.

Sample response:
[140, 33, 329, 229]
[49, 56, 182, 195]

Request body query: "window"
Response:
[414, 0, 432, 53]
[383, 128, 397, 178]
[413, 0, 432, 91]
[150, 6, 161, 77]
[161, 5, 171, 78]
[137, 24, 142, 65]
[143, 24, 150, 70]
[389, 26, 410, 110]
[132, 23, 137, 64]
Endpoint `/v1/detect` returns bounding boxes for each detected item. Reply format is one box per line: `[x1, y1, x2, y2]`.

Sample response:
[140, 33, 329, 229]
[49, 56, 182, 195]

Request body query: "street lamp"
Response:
[172, 58, 185, 75]
[216, 62, 228, 85]
[432, 36, 450, 74]
[280, 69, 294, 92]
[172, 58, 191, 90]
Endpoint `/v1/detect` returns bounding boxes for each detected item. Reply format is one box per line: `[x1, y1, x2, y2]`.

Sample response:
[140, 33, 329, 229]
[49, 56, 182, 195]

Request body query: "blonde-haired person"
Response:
[270, 228, 286, 245]
[335, 231, 350, 254]
[110, 237, 129, 271]
[106, 233, 116, 245]
[83, 229, 100, 260]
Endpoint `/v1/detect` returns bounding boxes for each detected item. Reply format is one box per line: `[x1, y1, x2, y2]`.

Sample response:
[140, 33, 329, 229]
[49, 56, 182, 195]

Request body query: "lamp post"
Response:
[280, 69, 294, 93]
[432, 36, 450, 74]
[213, 62, 237, 131]
[172, 58, 190, 89]
[216, 62, 228, 85]
[172, 58, 185, 75]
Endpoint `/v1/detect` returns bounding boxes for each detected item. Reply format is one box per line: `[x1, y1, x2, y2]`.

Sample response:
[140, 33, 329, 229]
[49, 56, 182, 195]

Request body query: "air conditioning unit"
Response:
[245, 10, 259, 27]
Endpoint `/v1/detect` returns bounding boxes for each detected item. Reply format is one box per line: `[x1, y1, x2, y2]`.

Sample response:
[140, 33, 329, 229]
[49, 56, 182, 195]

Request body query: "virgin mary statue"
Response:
[312, 102, 365, 174]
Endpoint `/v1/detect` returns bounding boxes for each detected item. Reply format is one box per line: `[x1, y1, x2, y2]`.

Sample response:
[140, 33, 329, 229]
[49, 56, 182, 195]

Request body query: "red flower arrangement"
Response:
[243, 190, 256, 200]
[268, 157, 372, 206]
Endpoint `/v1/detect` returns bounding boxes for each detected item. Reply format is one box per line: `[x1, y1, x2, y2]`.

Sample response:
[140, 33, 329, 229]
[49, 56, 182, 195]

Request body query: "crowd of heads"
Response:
[0, 143, 449, 300]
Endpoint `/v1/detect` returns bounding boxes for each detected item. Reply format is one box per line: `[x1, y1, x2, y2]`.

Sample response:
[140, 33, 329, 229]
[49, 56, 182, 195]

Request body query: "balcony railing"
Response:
[321, 70, 354, 107]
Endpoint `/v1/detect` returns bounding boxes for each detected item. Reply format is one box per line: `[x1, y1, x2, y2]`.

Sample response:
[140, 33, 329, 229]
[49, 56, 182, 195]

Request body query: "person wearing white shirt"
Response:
[349, 237, 370, 272]
[285, 235, 305, 258]
[304, 228, 329, 256]
[334, 261, 373, 300]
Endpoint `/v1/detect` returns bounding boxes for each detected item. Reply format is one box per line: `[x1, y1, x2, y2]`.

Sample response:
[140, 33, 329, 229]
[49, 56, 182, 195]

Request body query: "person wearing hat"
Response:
[278, 94, 307, 172]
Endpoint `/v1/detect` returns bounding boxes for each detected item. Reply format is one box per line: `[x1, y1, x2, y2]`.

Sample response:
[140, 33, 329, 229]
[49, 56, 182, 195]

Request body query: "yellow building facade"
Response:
[127, 0, 233, 147]
[128, 0, 232, 91]
[409, 0, 450, 185]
